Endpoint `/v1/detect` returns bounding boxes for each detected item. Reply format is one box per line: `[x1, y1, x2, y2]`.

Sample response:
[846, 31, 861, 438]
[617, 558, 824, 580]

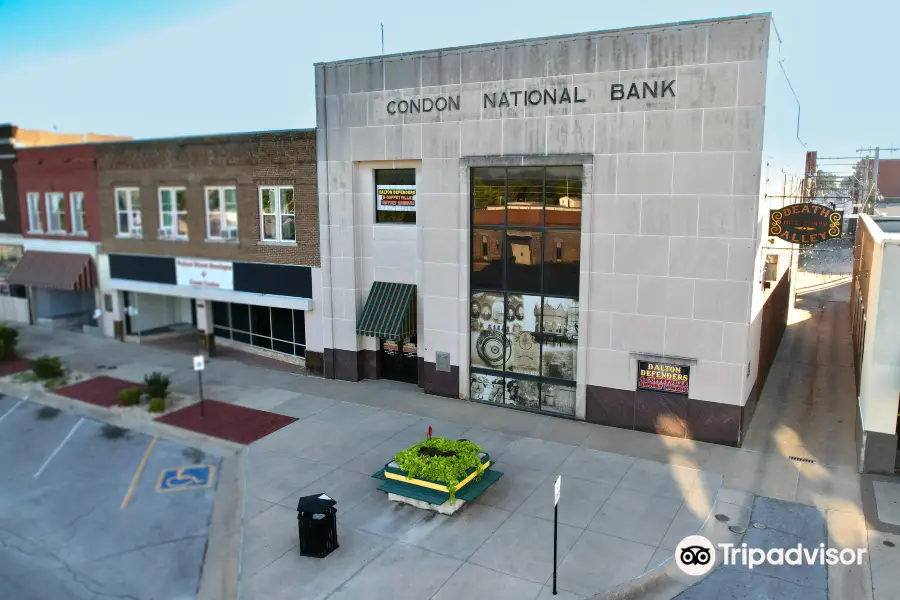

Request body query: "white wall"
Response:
[318, 14, 775, 409]
[128, 292, 191, 333]
[0, 296, 29, 324]
[861, 237, 900, 434]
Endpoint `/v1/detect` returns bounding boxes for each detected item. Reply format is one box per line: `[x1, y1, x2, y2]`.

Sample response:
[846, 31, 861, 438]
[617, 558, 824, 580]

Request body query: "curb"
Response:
[588, 486, 749, 600]
[0, 380, 243, 458]
[198, 446, 246, 600]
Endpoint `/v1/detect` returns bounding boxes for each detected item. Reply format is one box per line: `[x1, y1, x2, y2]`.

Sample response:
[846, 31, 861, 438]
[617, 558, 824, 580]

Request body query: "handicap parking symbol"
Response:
[156, 465, 216, 493]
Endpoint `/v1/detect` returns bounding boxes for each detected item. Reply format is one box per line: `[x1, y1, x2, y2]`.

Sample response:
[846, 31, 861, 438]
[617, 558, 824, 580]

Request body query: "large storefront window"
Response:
[470, 166, 581, 416]
[212, 301, 306, 358]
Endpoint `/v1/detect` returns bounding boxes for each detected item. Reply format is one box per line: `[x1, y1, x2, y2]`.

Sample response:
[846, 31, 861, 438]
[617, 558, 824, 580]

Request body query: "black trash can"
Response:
[296, 494, 338, 558]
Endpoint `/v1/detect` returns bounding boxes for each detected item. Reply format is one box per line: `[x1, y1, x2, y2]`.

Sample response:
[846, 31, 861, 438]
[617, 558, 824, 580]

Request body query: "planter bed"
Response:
[370, 447, 504, 515]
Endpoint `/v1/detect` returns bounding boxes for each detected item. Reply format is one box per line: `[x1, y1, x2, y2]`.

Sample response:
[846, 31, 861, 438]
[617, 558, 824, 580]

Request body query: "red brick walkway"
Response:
[0, 358, 30, 377]
[56, 376, 142, 408]
[155, 399, 297, 444]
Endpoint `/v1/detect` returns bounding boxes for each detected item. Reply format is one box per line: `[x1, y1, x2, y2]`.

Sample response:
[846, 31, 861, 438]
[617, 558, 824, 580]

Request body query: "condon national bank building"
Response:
[314, 13, 792, 446]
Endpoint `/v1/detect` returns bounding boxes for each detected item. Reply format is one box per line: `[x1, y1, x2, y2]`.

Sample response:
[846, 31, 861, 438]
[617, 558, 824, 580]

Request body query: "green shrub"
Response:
[143, 372, 171, 400]
[118, 387, 142, 407]
[394, 437, 484, 504]
[43, 376, 69, 391]
[0, 324, 18, 361]
[148, 397, 165, 413]
[31, 355, 64, 380]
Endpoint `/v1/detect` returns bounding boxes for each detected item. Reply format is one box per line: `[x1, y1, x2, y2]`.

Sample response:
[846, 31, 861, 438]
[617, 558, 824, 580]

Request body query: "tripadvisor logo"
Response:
[674, 535, 868, 576]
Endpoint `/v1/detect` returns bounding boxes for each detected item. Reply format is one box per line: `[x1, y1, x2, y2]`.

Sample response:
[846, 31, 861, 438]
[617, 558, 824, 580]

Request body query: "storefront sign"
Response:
[637, 361, 690, 395]
[376, 185, 416, 212]
[385, 81, 674, 116]
[387, 96, 459, 115]
[175, 258, 234, 290]
[611, 80, 675, 100]
[768, 203, 843, 245]
[483, 87, 586, 108]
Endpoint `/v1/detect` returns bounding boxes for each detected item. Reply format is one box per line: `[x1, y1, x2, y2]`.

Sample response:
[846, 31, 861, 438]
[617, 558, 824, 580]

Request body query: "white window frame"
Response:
[158, 187, 188, 240]
[205, 186, 239, 241]
[115, 187, 142, 237]
[26, 192, 42, 232]
[45, 192, 67, 233]
[258, 186, 295, 243]
[70, 192, 86, 235]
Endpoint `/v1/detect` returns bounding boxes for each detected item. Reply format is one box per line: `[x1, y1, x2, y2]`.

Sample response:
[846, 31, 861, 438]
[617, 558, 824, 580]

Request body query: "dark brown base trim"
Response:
[323, 348, 363, 382]
[586, 384, 742, 446]
[362, 349, 380, 380]
[305, 350, 325, 377]
[422, 361, 459, 399]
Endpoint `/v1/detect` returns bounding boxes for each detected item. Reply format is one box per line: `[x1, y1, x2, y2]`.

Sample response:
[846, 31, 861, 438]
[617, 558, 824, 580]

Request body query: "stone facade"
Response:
[315, 14, 780, 444]
[96, 130, 320, 266]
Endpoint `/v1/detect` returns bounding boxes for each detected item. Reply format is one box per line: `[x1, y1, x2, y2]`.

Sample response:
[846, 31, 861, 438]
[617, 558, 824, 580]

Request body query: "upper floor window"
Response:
[375, 169, 416, 224]
[70, 192, 86, 235]
[0, 171, 5, 220]
[115, 188, 142, 236]
[26, 192, 42, 232]
[158, 187, 187, 239]
[206, 187, 238, 241]
[45, 192, 67, 233]
[259, 186, 295, 242]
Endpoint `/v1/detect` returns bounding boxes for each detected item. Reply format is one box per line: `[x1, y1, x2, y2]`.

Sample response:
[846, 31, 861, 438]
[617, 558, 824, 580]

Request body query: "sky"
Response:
[0, 0, 897, 171]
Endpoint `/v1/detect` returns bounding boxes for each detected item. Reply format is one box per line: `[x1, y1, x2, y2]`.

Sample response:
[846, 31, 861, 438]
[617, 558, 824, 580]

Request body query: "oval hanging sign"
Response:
[768, 203, 843, 245]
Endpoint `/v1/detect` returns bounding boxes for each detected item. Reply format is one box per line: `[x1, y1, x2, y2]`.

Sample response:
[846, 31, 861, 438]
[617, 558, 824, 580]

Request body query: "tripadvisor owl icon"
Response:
[675, 535, 716, 576]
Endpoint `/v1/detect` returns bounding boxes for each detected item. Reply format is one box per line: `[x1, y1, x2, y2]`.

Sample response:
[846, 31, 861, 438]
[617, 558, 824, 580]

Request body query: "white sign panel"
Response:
[554, 476, 561, 506]
[175, 258, 234, 290]
[193, 355, 205, 371]
[376, 184, 416, 212]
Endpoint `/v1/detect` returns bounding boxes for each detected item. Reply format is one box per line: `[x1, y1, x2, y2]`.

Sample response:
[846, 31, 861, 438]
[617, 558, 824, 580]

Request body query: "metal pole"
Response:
[381, 23, 384, 54]
[873, 147, 881, 212]
[198, 370, 204, 417]
[553, 503, 558, 595]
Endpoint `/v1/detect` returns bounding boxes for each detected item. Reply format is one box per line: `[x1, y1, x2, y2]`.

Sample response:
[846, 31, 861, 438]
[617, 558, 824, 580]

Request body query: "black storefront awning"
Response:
[356, 282, 416, 340]
[8, 251, 96, 291]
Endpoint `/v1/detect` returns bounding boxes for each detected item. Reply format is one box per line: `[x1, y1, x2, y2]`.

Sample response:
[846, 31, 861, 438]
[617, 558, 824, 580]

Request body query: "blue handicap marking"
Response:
[156, 464, 216, 492]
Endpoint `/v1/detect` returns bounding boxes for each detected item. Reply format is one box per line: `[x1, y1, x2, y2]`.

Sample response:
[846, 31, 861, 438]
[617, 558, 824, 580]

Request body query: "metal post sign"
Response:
[193, 355, 205, 371]
[193, 355, 206, 417]
[553, 475, 561, 595]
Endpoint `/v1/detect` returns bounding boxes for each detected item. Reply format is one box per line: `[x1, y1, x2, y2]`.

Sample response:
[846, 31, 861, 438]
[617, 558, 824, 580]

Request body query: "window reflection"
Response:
[506, 167, 543, 226]
[472, 168, 505, 225]
[472, 229, 504, 290]
[542, 230, 581, 296]
[506, 230, 541, 293]
[545, 166, 582, 227]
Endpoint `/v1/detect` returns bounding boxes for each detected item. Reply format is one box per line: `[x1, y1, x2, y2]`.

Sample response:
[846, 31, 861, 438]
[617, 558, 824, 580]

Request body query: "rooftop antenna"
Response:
[381, 23, 384, 55]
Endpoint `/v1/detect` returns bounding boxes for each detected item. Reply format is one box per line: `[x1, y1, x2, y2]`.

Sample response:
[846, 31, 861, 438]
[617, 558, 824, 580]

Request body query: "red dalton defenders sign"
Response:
[637, 361, 690, 395]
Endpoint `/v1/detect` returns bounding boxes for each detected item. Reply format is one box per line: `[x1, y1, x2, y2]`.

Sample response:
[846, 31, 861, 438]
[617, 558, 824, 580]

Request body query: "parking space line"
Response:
[0, 398, 25, 425]
[34, 417, 84, 479]
[121, 437, 157, 510]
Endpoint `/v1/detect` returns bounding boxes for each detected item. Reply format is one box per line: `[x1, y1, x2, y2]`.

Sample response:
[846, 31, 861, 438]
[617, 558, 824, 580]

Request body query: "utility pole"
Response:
[857, 146, 900, 214]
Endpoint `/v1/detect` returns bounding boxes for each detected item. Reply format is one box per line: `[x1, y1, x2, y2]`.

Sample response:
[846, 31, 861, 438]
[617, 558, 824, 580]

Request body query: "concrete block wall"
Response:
[316, 14, 772, 409]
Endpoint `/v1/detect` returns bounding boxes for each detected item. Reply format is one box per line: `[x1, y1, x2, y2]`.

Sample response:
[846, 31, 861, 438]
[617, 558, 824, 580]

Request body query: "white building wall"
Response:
[317, 14, 774, 412]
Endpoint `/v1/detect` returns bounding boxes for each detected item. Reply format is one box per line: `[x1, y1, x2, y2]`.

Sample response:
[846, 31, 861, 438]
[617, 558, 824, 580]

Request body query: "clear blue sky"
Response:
[0, 0, 897, 169]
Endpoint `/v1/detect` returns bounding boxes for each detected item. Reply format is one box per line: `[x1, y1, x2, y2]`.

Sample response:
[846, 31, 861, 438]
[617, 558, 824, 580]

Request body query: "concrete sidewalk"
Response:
[8, 325, 897, 599]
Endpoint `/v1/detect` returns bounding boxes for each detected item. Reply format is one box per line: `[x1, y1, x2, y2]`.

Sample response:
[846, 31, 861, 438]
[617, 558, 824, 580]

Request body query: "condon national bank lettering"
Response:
[314, 13, 788, 447]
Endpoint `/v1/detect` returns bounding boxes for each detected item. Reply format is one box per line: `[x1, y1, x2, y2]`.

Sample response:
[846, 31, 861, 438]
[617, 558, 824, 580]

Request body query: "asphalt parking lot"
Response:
[0, 394, 221, 600]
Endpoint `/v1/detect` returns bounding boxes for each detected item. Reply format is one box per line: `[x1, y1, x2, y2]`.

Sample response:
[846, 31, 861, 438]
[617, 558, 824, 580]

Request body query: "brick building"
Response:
[0, 124, 127, 324]
[94, 129, 323, 370]
[11, 143, 104, 328]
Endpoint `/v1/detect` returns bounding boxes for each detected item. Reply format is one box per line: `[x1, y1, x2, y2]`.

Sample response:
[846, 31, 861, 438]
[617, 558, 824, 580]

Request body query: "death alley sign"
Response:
[768, 203, 843, 245]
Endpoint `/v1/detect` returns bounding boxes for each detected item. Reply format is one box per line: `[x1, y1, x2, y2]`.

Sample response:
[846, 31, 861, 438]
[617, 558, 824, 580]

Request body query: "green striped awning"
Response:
[356, 282, 417, 340]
